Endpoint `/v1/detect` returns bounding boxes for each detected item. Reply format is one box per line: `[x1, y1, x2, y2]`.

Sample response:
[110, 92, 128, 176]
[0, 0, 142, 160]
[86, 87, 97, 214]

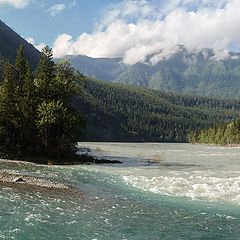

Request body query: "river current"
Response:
[1, 143, 240, 239]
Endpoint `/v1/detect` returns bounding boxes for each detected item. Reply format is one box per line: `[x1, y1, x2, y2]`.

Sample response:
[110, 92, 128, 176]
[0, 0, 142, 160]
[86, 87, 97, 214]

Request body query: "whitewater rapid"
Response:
[79, 143, 240, 204]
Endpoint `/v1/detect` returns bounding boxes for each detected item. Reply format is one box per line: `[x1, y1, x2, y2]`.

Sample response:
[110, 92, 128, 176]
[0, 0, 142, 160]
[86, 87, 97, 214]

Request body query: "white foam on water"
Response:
[123, 174, 240, 204]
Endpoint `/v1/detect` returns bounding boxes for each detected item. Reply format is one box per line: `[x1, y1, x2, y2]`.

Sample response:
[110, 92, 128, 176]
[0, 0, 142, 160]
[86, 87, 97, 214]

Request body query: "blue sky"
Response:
[0, 0, 120, 45]
[0, 0, 239, 63]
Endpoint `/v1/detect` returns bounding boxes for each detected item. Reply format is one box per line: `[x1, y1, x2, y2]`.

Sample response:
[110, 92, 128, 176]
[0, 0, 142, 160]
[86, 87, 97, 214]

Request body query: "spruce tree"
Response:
[15, 45, 29, 146]
[34, 46, 55, 101]
[21, 64, 37, 146]
[36, 100, 80, 156]
[15, 44, 27, 95]
[0, 60, 17, 145]
[0, 45, 83, 159]
[34, 47, 83, 157]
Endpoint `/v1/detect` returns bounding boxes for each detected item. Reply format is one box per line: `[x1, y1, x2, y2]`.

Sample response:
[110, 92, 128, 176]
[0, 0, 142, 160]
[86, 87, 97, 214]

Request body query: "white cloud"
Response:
[47, 3, 65, 17]
[69, 0, 77, 8]
[210, 49, 230, 61]
[53, 0, 240, 64]
[0, 0, 30, 8]
[26, 37, 45, 51]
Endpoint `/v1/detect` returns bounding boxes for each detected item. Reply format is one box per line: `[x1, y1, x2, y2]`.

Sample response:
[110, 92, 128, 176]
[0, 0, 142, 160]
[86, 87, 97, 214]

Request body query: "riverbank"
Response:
[0, 154, 122, 194]
[0, 147, 123, 165]
[190, 143, 240, 148]
[0, 171, 84, 196]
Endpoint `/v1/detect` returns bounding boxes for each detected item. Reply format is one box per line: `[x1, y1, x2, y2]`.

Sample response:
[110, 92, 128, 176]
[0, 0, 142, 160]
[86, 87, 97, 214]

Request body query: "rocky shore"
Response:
[0, 171, 84, 196]
[0, 154, 122, 195]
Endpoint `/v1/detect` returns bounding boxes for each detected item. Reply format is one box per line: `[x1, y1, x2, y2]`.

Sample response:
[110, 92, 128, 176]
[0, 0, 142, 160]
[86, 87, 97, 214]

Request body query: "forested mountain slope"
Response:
[0, 20, 39, 67]
[62, 47, 240, 99]
[75, 78, 240, 142]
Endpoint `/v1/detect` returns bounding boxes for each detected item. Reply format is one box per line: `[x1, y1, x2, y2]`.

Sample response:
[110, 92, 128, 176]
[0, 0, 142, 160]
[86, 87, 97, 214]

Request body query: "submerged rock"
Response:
[12, 177, 24, 183]
[94, 159, 122, 164]
[61, 154, 123, 165]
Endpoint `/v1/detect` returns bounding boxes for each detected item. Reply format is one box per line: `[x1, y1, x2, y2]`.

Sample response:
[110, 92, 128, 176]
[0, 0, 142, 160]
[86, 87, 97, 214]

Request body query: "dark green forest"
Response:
[1, 45, 240, 161]
[75, 78, 240, 142]
[188, 119, 240, 145]
[0, 45, 82, 159]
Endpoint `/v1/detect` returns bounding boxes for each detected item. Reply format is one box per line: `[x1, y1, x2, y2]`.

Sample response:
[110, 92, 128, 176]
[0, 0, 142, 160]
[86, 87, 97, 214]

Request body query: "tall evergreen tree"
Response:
[34, 46, 55, 101]
[15, 44, 27, 95]
[36, 100, 81, 156]
[34, 47, 83, 156]
[0, 60, 17, 145]
[0, 46, 83, 159]
[21, 64, 37, 146]
[15, 45, 30, 146]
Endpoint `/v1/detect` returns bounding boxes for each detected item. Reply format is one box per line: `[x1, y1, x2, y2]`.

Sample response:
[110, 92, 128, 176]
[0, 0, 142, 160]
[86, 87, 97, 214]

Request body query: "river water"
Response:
[1, 143, 240, 239]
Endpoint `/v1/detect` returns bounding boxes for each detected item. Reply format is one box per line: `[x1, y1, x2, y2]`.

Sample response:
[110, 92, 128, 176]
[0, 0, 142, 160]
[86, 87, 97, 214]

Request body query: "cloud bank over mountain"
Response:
[52, 0, 240, 65]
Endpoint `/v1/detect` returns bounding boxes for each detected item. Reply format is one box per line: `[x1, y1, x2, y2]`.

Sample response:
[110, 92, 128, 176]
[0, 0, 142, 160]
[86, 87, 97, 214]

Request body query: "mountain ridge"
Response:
[0, 20, 40, 67]
[59, 47, 240, 99]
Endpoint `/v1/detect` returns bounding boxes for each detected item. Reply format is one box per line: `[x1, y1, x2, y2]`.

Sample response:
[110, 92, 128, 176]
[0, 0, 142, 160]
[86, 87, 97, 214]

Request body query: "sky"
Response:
[0, 0, 240, 64]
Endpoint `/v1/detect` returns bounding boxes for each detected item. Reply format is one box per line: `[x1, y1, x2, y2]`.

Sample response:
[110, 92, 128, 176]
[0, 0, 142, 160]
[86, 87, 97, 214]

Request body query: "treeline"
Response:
[0, 45, 82, 159]
[1, 45, 240, 149]
[76, 78, 240, 142]
[188, 119, 240, 145]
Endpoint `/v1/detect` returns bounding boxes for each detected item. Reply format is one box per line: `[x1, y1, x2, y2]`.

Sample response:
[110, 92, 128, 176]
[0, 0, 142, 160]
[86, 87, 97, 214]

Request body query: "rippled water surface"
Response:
[1, 143, 240, 239]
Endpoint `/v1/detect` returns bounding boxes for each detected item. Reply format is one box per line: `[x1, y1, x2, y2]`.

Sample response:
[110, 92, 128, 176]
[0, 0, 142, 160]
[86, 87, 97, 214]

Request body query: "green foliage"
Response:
[0, 60, 17, 145]
[76, 78, 240, 142]
[0, 45, 83, 159]
[34, 46, 55, 101]
[15, 44, 28, 94]
[188, 119, 240, 145]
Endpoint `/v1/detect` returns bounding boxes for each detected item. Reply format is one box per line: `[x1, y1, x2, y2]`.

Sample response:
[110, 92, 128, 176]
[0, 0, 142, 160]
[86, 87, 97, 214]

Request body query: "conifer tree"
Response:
[54, 61, 76, 102]
[15, 44, 27, 95]
[34, 46, 55, 100]
[34, 47, 83, 156]
[36, 100, 80, 156]
[0, 60, 17, 145]
[15, 45, 30, 146]
[0, 45, 83, 158]
[21, 64, 37, 146]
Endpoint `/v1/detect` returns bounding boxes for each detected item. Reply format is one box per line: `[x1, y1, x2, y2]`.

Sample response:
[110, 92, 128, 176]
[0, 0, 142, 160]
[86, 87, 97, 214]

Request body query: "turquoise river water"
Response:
[1, 143, 240, 239]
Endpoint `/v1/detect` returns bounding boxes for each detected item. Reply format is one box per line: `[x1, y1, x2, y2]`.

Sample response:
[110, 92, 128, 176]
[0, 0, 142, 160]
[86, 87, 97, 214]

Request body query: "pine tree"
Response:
[34, 46, 55, 101]
[15, 44, 27, 96]
[36, 100, 81, 156]
[0, 60, 17, 145]
[34, 48, 83, 156]
[21, 64, 37, 146]
[51, 61, 76, 103]
[15, 45, 30, 146]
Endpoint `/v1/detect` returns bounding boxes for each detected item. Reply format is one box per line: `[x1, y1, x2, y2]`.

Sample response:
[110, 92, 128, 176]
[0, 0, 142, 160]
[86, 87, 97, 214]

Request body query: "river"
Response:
[1, 143, 240, 239]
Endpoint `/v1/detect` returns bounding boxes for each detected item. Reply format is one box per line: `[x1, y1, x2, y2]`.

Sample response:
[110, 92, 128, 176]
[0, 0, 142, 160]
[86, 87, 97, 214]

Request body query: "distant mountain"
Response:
[0, 20, 40, 67]
[61, 55, 125, 81]
[60, 47, 240, 99]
